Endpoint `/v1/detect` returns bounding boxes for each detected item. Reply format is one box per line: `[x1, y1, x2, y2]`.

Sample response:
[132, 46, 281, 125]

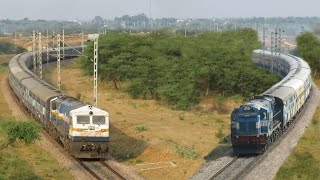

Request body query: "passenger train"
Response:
[8, 47, 109, 158]
[231, 50, 311, 154]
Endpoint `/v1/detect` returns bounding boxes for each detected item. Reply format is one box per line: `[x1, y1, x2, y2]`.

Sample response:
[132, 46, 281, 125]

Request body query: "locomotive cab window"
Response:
[260, 112, 267, 120]
[77, 115, 90, 124]
[51, 102, 56, 110]
[93, 116, 106, 125]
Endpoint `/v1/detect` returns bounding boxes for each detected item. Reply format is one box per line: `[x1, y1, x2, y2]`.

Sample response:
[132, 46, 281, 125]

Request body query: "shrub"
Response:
[0, 119, 41, 149]
[167, 140, 199, 159]
[135, 124, 147, 132]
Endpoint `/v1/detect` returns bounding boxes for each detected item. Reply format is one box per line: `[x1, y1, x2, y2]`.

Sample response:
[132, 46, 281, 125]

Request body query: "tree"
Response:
[92, 16, 104, 26]
[80, 30, 279, 110]
[0, 119, 41, 151]
[297, 32, 320, 77]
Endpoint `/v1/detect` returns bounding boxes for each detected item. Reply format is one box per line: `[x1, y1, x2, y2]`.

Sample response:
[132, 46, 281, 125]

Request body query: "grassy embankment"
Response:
[0, 55, 73, 179]
[275, 81, 320, 179]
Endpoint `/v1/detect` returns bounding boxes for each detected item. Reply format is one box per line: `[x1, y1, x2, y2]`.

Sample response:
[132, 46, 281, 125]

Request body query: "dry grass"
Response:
[43, 59, 241, 179]
[0, 55, 14, 117]
[0, 35, 84, 50]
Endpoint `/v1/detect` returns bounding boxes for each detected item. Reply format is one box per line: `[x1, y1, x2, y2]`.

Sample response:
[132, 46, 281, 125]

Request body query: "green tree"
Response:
[0, 119, 41, 151]
[297, 32, 320, 77]
[80, 30, 279, 110]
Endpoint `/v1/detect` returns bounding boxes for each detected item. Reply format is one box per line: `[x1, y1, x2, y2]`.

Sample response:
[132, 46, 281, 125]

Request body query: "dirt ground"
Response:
[42, 59, 241, 179]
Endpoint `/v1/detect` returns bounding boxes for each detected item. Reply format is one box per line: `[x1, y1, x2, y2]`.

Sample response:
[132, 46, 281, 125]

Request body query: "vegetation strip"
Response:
[80, 30, 279, 110]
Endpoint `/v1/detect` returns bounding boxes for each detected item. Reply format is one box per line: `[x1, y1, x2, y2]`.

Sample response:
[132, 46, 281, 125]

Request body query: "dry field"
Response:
[0, 34, 84, 50]
[43, 59, 242, 179]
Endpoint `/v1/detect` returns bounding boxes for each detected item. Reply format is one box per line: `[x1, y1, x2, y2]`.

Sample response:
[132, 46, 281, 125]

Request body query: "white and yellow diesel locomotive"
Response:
[8, 47, 109, 158]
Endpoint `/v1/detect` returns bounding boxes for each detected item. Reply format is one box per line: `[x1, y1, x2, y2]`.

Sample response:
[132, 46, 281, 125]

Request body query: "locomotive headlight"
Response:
[232, 122, 239, 129]
[256, 122, 261, 128]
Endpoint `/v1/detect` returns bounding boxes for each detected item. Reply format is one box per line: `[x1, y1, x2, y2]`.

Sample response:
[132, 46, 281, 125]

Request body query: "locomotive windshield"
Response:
[93, 116, 106, 125]
[77, 115, 90, 124]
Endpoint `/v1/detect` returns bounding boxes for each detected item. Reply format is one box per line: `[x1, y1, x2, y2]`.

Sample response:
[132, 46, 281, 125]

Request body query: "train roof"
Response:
[58, 96, 86, 110]
[265, 86, 296, 101]
[256, 50, 311, 102]
[70, 105, 109, 116]
[21, 78, 61, 102]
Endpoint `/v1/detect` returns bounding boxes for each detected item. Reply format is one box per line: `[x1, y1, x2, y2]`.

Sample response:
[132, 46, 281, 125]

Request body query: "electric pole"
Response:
[33, 31, 36, 74]
[38, 32, 42, 78]
[271, 32, 274, 72]
[81, 29, 84, 53]
[52, 29, 55, 48]
[47, 29, 49, 63]
[93, 34, 99, 107]
[62, 29, 65, 60]
[57, 34, 61, 90]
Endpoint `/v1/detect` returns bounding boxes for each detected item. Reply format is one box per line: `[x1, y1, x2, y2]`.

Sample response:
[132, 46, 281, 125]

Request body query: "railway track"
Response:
[78, 159, 127, 180]
[208, 156, 238, 180]
[7, 77, 126, 180]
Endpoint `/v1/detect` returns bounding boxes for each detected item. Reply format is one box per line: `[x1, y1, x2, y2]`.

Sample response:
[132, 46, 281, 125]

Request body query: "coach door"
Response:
[50, 97, 58, 121]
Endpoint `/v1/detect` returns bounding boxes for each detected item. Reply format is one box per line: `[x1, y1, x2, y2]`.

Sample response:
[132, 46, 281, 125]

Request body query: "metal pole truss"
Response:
[38, 32, 42, 78]
[93, 36, 98, 107]
[33, 31, 36, 74]
[57, 34, 61, 90]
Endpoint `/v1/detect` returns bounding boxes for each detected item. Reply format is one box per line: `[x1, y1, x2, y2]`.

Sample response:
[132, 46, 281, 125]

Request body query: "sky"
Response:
[0, 0, 319, 20]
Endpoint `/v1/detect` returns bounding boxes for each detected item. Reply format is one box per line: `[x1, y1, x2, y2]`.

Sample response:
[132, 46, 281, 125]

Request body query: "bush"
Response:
[0, 41, 26, 54]
[0, 119, 41, 148]
[135, 124, 147, 132]
[167, 140, 199, 159]
[215, 128, 225, 139]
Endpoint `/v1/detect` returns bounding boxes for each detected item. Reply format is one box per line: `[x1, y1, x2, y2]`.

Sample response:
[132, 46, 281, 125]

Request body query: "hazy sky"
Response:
[0, 0, 319, 20]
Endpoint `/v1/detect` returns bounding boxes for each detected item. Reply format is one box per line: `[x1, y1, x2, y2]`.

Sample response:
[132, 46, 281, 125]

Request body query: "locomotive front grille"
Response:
[239, 122, 257, 135]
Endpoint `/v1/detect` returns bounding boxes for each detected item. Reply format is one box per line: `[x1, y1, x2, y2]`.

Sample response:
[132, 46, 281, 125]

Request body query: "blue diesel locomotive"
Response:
[231, 50, 311, 154]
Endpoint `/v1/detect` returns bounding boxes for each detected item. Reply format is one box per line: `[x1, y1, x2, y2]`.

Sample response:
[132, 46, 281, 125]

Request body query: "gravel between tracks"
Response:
[190, 149, 235, 180]
[191, 84, 320, 180]
[243, 84, 320, 180]
[1, 76, 94, 180]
